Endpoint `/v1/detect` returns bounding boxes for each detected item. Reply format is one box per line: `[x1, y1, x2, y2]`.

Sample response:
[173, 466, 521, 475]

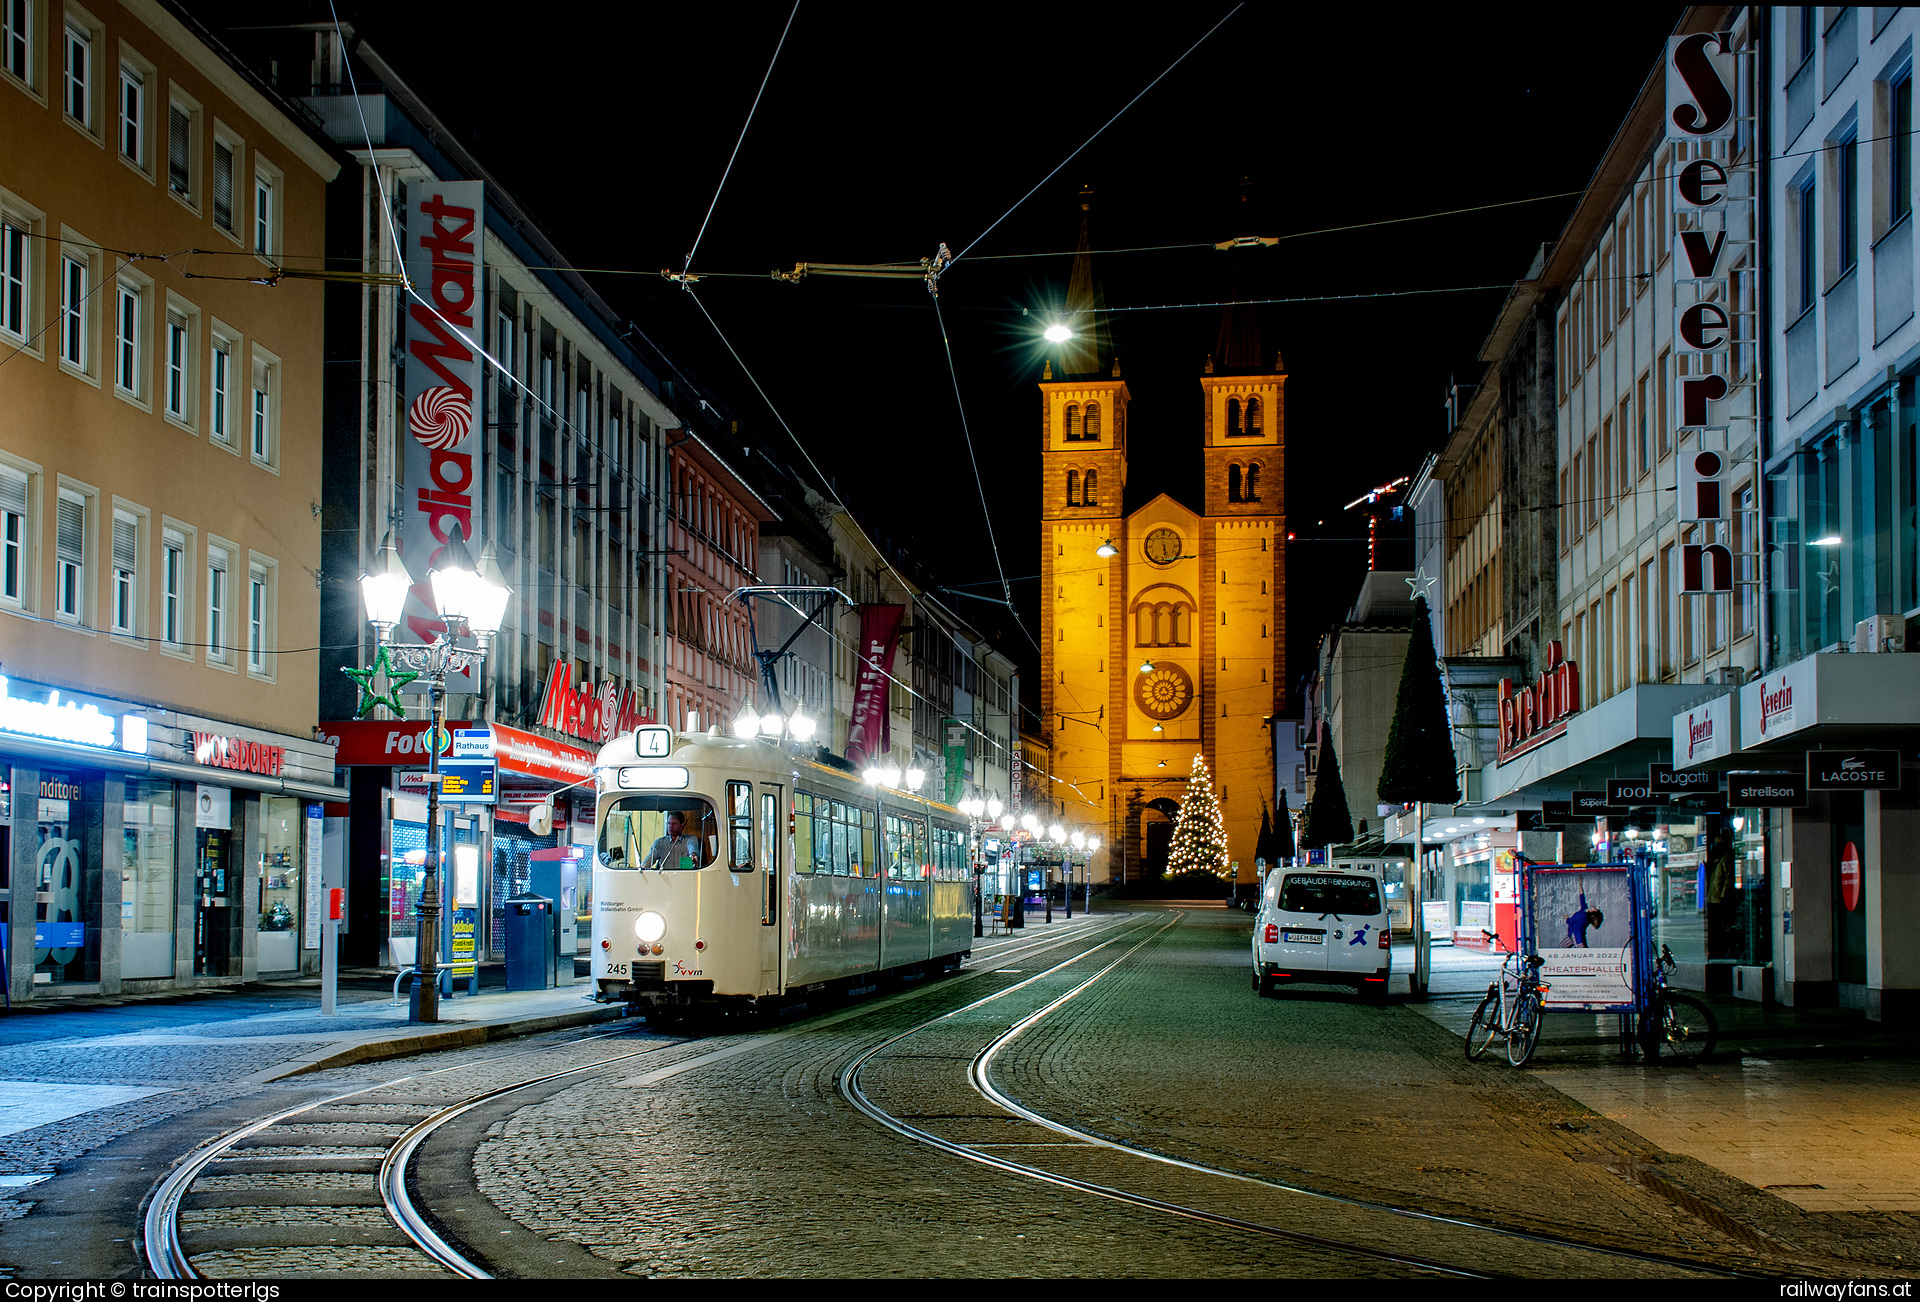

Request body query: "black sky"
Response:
[326, 3, 1686, 707]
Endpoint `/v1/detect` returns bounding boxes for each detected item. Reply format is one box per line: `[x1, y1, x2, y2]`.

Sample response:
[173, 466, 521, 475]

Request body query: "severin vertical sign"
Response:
[401, 178, 485, 688]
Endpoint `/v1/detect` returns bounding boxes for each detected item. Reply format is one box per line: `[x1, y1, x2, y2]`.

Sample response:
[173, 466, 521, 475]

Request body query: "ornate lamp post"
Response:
[355, 524, 509, 1025]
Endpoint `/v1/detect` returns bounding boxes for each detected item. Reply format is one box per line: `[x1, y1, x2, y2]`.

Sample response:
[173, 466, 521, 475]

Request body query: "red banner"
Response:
[489, 721, 595, 785]
[845, 604, 905, 769]
[319, 720, 472, 767]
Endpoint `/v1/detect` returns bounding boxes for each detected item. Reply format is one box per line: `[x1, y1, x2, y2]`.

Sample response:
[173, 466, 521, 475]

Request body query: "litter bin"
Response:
[503, 892, 555, 991]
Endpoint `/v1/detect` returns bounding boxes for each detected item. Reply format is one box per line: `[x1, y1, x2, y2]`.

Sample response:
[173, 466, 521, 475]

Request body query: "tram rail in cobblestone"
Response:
[842, 914, 1770, 1281]
[144, 916, 1140, 1280]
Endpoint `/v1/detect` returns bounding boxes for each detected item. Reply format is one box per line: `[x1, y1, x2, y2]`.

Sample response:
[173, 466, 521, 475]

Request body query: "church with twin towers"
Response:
[1037, 202, 1288, 885]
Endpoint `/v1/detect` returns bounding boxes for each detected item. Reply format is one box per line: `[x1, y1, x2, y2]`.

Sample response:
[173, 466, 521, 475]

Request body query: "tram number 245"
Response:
[605, 962, 629, 977]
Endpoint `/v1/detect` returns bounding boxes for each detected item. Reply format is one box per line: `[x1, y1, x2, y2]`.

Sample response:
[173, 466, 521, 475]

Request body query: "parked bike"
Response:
[1465, 930, 1549, 1067]
[1639, 943, 1719, 1065]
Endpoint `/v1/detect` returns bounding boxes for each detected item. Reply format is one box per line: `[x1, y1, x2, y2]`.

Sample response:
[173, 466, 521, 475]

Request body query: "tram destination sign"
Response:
[1807, 750, 1903, 791]
[1650, 764, 1720, 793]
[1726, 772, 1807, 807]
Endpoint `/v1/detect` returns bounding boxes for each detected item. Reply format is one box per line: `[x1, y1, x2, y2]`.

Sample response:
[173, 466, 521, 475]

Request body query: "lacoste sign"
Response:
[1806, 750, 1902, 791]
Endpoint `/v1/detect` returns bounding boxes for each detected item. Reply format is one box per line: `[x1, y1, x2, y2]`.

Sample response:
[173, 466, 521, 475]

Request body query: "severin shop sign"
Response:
[1496, 641, 1581, 764]
[400, 179, 485, 690]
[537, 662, 649, 746]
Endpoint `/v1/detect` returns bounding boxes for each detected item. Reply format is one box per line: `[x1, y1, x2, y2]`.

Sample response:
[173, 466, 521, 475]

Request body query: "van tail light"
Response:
[1263, 924, 1278, 944]
[1379, 928, 1391, 950]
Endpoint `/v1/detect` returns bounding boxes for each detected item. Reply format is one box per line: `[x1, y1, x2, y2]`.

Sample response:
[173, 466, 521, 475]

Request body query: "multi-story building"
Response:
[1039, 282, 1288, 886]
[2, 0, 343, 1001]
[1757, 5, 1920, 1019]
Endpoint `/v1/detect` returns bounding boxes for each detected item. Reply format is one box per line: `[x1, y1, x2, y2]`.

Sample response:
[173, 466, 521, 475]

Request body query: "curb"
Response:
[245, 1004, 635, 1084]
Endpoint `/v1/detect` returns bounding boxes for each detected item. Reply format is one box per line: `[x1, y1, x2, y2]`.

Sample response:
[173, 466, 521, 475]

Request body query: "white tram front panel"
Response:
[591, 728, 974, 1010]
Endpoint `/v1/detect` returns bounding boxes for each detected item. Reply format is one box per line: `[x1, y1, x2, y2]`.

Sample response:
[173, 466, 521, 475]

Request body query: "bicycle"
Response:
[1465, 930, 1549, 1067]
[1639, 943, 1719, 1065]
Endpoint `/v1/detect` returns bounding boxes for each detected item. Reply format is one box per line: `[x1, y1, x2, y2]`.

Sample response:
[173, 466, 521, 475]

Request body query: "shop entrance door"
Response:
[1831, 793, 1867, 988]
[194, 827, 238, 976]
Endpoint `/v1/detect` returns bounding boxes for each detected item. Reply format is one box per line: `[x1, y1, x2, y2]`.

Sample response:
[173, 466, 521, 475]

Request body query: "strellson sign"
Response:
[1496, 641, 1581, 764]
[399, 179, 485, 692]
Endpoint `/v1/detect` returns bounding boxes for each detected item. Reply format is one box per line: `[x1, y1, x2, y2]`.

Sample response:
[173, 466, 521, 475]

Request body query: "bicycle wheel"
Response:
[1465, 992, 1501, 1061]
[1506, 991, 1544, 1066]
[1648, 993, 1718, 1065]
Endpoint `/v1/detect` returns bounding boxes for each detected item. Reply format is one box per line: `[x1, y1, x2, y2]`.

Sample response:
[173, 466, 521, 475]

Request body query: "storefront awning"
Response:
[1737, 652, 1920, 756]
[1475, 681, 1729, 805]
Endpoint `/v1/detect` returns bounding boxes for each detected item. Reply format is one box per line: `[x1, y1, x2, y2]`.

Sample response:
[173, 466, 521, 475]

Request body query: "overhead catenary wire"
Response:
[681, 0, 801, 277]
[950, 4, 1244, 265]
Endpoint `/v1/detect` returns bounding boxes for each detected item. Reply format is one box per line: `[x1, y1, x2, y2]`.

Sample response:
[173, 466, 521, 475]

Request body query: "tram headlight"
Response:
[635, 911, 667, 943]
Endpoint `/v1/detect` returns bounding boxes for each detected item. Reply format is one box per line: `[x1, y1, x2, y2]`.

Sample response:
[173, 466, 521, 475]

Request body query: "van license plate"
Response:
[1284, 931, 1323, 944]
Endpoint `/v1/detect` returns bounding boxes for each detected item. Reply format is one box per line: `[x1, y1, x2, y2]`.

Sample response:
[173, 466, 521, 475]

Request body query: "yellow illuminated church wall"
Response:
[1038, 362, 1286, 884]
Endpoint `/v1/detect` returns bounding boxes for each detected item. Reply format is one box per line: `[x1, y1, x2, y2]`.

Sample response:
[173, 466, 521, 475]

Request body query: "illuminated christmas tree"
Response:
[1167, 754, 1232, 878]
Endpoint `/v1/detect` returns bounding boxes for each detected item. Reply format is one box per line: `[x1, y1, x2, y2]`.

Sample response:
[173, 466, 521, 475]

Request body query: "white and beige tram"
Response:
[581, 725, 976, 1015]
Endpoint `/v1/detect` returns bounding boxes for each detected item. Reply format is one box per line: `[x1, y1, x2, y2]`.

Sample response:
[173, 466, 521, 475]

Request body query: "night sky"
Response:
[286, 4, 1685, 709]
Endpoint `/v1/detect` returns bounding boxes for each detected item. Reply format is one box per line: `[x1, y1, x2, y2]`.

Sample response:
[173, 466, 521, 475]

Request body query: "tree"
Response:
[1167, 754, 1231, 878]
[1377, 596, 1461, 806]
[1254, 804, 1276, 863]
[1272, 788, 1296, 861]
[1300, 733, 1353, 850]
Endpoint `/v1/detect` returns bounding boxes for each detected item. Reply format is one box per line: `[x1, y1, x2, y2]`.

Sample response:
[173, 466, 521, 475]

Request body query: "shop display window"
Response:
[122, 779, 176, 979]
[35, 771, 98, 984]
[257, 795, 302, 971]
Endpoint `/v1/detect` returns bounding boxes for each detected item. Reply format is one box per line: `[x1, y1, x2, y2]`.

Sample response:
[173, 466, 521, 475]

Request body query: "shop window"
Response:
[257, 796, 302, 972]
[121, 779, 175, 979]
[37, 771, 99, 983]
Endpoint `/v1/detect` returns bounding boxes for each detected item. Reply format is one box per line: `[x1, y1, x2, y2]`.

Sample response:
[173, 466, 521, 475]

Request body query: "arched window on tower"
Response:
[1064, 404, 1080, 440]
[1083, 469, 1098, 506]
[1226, 397, 1242, 437]
[1065, 469, 1079, 506]
[1084, 402, 1101, 439]
[1227, 463, 1242, 502]
[1131, 591, 1195, 647]
[1246, 396, 1263, 435]
[1245, 461, 1261, 502]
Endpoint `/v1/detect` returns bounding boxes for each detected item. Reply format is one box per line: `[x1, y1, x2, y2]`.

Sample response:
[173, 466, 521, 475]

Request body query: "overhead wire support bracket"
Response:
[1213, 235, 1278, 250]
[662, 269, 705, 290]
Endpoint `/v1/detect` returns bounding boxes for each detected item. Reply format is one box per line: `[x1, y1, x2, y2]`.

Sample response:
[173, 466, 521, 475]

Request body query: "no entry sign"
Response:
[1841, 841, 1862, 912]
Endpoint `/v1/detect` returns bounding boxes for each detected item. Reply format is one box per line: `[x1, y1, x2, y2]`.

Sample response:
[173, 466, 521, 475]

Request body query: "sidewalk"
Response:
[1398, 942, 1920, 1216]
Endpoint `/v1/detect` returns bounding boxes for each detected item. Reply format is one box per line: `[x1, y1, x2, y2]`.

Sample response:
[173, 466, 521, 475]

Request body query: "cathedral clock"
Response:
[1134, 662, 1194, 719]
[1144, 527, 1182, 565]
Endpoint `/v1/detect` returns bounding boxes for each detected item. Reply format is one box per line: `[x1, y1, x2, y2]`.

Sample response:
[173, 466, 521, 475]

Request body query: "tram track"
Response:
[143, 915, 1142, 1279]
[841, 914, 1777, 1281]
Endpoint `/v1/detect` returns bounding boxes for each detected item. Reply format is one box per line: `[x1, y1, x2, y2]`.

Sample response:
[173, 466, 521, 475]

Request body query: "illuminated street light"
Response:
[986, 796, 1003, 820]
[1139, 658, 1155, 674]
[1096, 539, 1118, 558]
[1044, 323, 1073, 343]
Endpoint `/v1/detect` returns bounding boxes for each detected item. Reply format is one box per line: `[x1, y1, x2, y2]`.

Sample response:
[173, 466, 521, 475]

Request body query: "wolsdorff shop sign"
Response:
[1496, 641, 1581, 764]
[192, 732, 287, 777]
[1807, 750, 1903, 791]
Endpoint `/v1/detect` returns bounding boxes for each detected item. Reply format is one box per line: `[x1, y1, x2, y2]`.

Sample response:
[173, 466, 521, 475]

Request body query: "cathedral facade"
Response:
[1038, 353, 1288, 885]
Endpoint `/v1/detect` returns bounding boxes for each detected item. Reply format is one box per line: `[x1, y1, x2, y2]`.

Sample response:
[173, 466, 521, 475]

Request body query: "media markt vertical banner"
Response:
[400, 178, 485, 691]
[942, 717, 965, 804]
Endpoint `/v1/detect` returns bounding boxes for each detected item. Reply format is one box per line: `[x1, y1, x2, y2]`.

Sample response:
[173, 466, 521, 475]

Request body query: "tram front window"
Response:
[600, 796, 719, 870]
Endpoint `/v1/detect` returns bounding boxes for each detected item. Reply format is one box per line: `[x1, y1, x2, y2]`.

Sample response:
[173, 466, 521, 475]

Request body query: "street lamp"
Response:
[1044, 323, 1074, 343]
[356, 523, 508, 1025]
[959, 796, 988, 938]
[1096, 539, 1118, 558]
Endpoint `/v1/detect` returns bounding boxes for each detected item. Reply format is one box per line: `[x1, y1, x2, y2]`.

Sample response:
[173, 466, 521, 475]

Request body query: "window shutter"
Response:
[113, 515, 136, 570]
[0, 467, 24, 517]
[213, 142, 232, 229]
[57, 496, 83, 561]
[168, 106, 189, 195]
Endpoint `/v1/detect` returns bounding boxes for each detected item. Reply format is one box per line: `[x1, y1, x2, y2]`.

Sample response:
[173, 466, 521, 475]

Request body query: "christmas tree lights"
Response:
[1167, 753, 1232, 878]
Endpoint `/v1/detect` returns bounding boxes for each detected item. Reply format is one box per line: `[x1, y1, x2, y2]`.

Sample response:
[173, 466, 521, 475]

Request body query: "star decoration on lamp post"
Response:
[342, 642, 420, 719]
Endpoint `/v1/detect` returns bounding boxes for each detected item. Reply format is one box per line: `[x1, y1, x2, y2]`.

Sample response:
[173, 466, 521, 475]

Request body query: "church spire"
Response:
[1061, 185, 1106, 376]
[1213, 176, 1265, 373]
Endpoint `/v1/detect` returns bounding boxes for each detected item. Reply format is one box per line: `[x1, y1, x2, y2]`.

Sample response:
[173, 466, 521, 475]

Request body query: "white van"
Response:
[1251, 864, 1392, 997]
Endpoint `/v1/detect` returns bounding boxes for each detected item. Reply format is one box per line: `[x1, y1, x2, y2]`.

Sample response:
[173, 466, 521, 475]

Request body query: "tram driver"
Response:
[639, 809, 706, 870]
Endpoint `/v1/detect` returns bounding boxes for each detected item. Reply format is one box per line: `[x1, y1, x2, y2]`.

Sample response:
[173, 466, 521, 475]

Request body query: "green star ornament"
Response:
[342, 643, 421, 719]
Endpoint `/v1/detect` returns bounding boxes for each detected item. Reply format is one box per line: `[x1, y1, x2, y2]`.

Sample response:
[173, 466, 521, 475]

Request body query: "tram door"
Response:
[759, 786, 782, 990]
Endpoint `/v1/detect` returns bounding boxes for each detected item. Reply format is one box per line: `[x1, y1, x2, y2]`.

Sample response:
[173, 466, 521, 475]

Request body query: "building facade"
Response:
[1039, 344, 1288, 885]
[2, 0, 343, 1000]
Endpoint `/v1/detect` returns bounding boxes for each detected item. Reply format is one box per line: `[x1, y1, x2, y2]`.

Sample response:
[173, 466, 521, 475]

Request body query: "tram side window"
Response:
[727, 781, 753, 870]
[794, 792, 814, 873]
[830, 800, 851, 876]
[861, 807, 878, 877]
[599, 796, 718, 870]
[910, 817, 928, 879]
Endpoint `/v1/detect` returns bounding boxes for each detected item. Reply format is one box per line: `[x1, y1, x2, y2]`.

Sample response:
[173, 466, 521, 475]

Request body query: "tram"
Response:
[580, 725, 975, 1015]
